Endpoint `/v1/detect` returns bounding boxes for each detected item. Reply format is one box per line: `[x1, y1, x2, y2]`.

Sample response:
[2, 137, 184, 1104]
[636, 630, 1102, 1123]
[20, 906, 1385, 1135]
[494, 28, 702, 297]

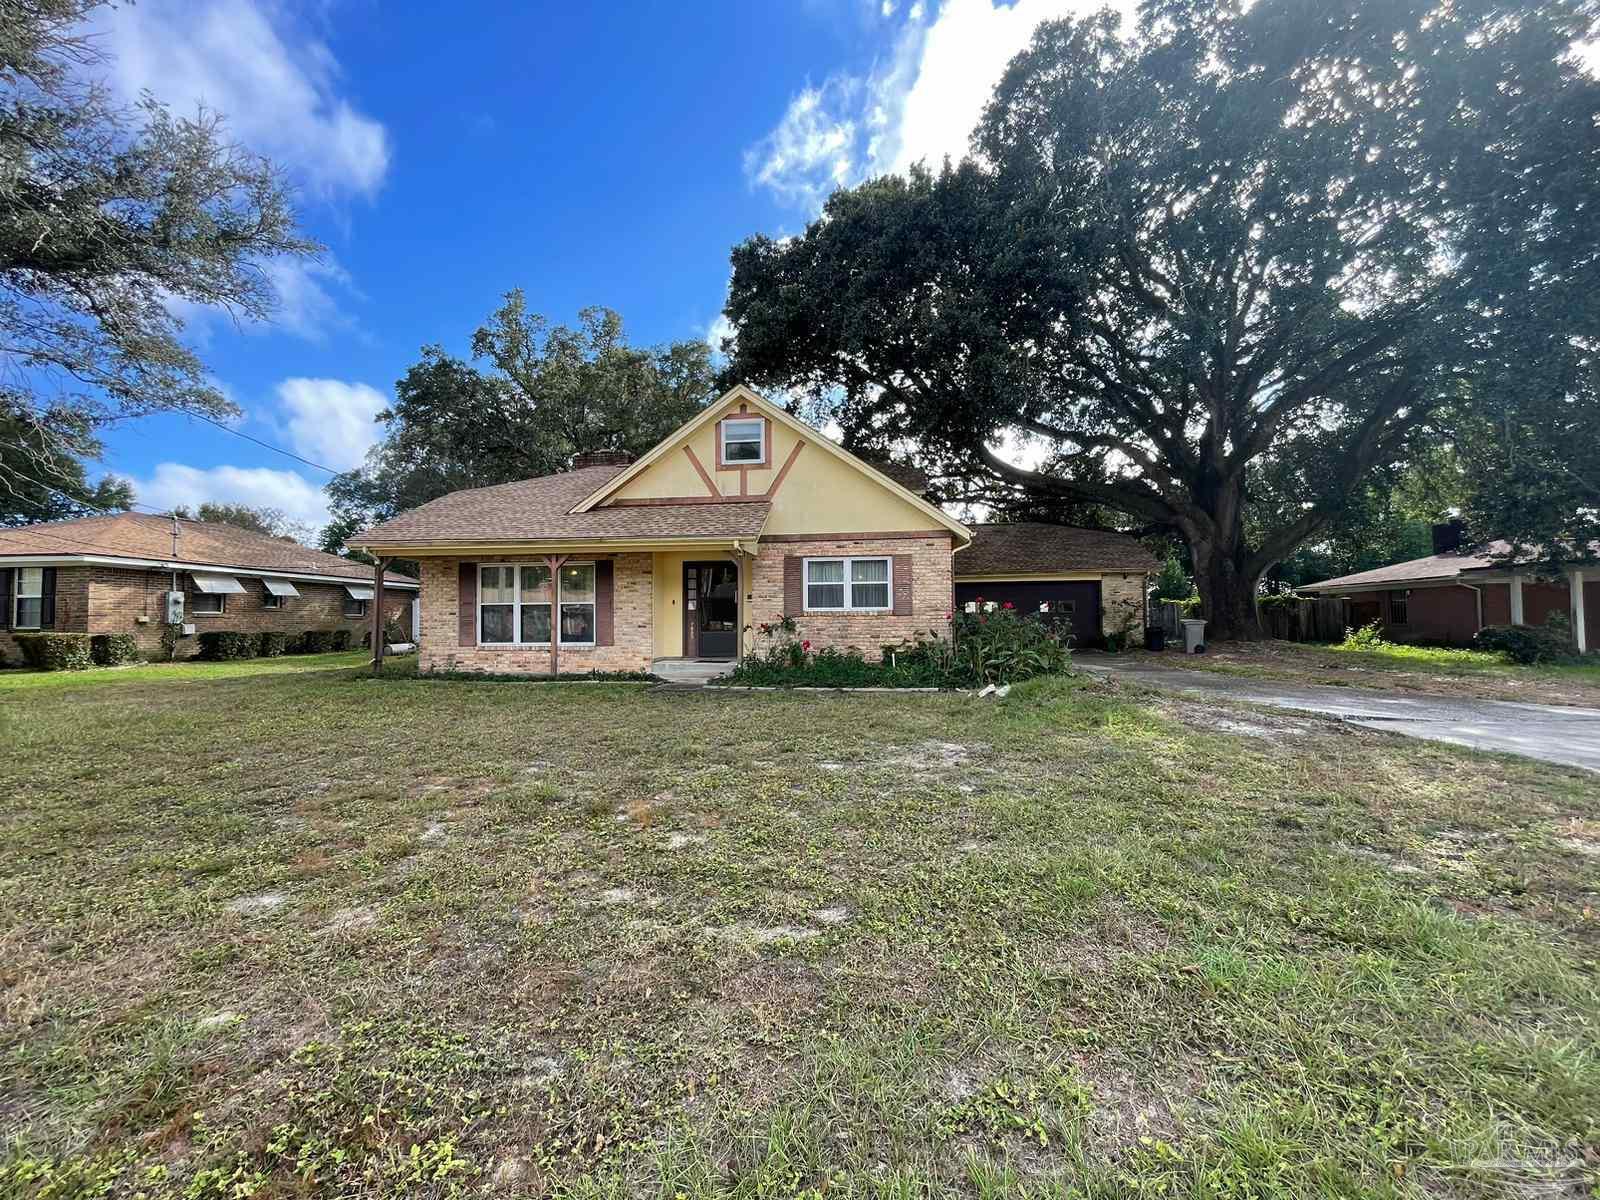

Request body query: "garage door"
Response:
[955, 580, 1102, 649]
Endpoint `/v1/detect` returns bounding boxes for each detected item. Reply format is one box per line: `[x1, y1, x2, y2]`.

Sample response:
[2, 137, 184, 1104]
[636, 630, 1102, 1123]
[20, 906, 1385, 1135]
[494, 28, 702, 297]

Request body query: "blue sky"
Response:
[88, 0, 1120, 529]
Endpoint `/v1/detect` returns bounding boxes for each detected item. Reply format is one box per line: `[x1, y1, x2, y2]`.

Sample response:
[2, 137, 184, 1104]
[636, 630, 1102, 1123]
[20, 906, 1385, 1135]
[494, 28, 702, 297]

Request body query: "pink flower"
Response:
[1003, 601, 1015, 610]
[801, 640, 812, 651]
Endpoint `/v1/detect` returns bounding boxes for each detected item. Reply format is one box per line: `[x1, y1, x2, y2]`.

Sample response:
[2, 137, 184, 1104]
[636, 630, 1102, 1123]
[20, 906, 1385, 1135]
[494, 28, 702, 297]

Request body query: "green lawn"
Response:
[1, 658, 1597, 1198]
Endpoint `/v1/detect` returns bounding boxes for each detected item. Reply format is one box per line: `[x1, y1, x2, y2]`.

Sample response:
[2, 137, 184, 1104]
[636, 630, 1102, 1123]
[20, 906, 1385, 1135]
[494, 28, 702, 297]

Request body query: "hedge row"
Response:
[197, 629, 355, 661]
[14, 633, 93, 671]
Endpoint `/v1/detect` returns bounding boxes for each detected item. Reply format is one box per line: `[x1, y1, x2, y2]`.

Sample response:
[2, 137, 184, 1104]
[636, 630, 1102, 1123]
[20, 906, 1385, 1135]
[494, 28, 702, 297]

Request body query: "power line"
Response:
[186, 411, 341, 475]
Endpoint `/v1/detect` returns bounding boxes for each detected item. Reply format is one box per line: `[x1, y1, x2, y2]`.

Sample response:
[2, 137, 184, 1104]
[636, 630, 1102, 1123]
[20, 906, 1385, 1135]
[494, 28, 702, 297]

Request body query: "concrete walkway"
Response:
[1076, 656, 1600, 774]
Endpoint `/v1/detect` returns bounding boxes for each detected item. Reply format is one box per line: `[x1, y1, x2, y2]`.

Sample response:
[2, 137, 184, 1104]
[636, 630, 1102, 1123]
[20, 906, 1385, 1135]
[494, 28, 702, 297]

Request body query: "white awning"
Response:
[344, 584, 375, 601]
[261, 577, 301, 598]
[191, 572, 245, 594]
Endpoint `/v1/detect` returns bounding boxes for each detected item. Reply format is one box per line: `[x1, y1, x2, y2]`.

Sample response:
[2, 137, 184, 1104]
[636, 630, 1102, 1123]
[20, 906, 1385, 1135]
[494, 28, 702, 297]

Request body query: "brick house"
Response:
[1301, 524, 1596, 651]
[0, 513, 417, 663]
[349, 386, 1155, 676]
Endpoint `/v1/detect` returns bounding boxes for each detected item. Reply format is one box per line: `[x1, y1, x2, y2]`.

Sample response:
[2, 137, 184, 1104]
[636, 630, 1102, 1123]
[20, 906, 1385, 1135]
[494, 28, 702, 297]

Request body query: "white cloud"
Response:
[132, 463, 333, 528]
[89, 0, 391, 200]
[705, 313, 736, 358]
[748, 0, 1135, 210]
[273, 378, 387, 472]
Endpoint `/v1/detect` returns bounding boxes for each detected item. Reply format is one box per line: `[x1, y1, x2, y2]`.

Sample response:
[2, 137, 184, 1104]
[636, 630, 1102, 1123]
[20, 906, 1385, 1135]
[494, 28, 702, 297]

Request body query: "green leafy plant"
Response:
[1473, 617, 1577, 665]
[14, 633, 93, 671]
[159, 622, 184, 661]
[330, 629, 352, 652]
[197, 631, 257, 661]
[256, 632, 289, 658]
[1340, 620, 1391, 651]
[89, 633, 139, 666]
[297, 630, 333, 654]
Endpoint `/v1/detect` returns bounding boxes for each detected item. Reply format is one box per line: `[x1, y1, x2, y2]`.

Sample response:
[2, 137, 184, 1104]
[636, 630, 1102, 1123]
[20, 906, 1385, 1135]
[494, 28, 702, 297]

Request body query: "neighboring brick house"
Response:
[350, 385, 1157, 676]
[1302, 524, 1596, 652]
[0, 514, 417, 664]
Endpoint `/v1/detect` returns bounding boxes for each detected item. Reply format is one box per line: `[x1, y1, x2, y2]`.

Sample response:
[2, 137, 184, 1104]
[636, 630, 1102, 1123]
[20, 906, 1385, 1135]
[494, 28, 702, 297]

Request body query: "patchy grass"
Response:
[1, 661, 1597, 1198]
[0, 649, 374, 690]
[1134, 639, 1600, 707]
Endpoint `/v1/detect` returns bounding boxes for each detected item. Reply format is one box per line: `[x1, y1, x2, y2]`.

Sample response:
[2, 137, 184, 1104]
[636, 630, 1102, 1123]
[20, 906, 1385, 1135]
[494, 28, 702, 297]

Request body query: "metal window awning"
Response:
[262, 577, 301, 598]
[344, 584, 375, 601]
[191, 572, 246, 594]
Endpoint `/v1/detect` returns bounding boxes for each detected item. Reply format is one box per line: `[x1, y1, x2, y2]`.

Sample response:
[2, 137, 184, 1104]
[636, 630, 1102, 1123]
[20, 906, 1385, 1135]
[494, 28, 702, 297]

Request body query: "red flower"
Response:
[944, 610, 953, 621]
[801, 640, 812, 651]
[1002, 601, 1015, 610]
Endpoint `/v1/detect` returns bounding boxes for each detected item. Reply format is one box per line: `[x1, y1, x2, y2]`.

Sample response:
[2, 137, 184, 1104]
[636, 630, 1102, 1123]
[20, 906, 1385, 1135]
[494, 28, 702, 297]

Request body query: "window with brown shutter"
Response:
[783, 556, 802, 614]
[892, 554, 912, 615]
[457, 563, 476, 646]
[595, 559, 615, 645]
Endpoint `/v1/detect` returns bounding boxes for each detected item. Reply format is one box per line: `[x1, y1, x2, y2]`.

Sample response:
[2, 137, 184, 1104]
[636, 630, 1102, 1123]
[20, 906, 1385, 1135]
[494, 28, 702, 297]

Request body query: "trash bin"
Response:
[1145, 625, 1166, 652]
[1181, 618, 1207, 654]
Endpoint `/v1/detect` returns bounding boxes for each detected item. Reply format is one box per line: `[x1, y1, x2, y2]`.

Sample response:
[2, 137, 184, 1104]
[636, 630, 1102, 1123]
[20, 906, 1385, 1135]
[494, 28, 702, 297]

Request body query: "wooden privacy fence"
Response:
[1155, 596, 1348, 643]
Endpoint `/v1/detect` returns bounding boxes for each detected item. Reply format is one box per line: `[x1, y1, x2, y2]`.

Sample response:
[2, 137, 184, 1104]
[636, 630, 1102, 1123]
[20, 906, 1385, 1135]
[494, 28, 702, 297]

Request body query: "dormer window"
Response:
[720, 417, 765, 465]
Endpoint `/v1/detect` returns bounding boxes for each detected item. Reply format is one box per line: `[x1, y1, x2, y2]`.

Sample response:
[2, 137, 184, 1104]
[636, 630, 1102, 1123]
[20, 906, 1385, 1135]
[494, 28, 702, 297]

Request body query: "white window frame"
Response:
[343, 596, 367, 618]
[190, 590, 225, 616]
[14, 567, 42, 629]
[803, 556, 893, 613]
[262, 589, 282, 610]
[477, 561, 596, 647]
[720, 417, 766, 466]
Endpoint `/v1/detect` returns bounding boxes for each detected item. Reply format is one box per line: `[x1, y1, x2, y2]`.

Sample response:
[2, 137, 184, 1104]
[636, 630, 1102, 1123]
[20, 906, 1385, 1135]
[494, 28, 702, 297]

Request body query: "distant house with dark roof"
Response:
[0, 513, 417, 663]
[346, 386, 1160, 676]
[1301, 524, 1596, 652]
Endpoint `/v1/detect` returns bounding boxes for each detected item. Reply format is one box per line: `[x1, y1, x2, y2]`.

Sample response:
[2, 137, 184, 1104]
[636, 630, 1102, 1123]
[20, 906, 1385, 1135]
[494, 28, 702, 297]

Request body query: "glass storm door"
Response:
[685, 562, 738, 659]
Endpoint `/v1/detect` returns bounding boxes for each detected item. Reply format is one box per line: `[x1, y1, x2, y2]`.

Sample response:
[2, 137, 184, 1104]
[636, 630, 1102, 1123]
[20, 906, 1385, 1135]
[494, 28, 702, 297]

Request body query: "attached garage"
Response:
[955, 523, 1158, 649]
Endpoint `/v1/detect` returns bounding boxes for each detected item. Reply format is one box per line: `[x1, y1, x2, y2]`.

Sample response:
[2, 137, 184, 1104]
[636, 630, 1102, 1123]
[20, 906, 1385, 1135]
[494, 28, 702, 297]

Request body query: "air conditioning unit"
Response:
[165, 591, 185, 623]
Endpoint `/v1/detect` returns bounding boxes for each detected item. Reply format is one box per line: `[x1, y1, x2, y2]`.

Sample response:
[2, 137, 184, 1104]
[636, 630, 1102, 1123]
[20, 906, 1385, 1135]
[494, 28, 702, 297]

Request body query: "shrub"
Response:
[90, 633, 140, 666]
[15, 633, 93, 671]
[330, 629, 352, 652]
[257, 631, 289, 658]
[954, 605, 1074, 681]
[197, 631, 257, 661]
[1151, 555, 1193, 603]
[1340, 620, 1390, 650]
[297, 630, 333, 654]
[1473, 620, 1574, 665]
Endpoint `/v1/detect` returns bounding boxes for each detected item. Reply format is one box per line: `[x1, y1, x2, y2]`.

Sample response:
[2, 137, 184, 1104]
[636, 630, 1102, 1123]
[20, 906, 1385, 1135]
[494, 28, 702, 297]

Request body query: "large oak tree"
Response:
[724, 0, 1600, 638]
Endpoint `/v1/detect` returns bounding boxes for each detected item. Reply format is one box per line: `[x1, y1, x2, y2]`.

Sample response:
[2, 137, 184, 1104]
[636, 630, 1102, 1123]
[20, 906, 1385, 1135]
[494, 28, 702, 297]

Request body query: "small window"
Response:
[721, 418, 765, 465]
[805, 557, 892, 612]
[343, 596, 367, 618]
[191, 591, 224, 615]
[14, 567, 42, 629]
[262, 589, 282, 610]
[1389, 590, 1409, 626]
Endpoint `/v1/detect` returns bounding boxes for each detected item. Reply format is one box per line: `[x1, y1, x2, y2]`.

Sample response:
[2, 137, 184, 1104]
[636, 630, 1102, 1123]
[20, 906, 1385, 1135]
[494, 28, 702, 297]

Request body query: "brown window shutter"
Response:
[0, 567, 10, 630]
[457, 563, 476, 646]
[595, 559, 615, 645]
[40, 567, 56, 629]
[892, 554, 912, 616]
[783, 556, 802, 614]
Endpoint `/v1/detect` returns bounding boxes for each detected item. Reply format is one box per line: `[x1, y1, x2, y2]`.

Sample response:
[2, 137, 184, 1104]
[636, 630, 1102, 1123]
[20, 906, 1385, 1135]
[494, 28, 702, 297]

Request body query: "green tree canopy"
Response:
[171, 502, 312, 543]
[0, 0, 320, 509]
[323, 298, 717, 554]
[724, 0, 1600, 637]
[0, 408, 132, 526]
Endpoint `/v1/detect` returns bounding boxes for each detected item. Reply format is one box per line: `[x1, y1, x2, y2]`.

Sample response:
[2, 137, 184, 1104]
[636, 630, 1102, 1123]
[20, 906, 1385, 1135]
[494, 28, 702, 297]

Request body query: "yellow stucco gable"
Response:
[584, 386, 970, 542]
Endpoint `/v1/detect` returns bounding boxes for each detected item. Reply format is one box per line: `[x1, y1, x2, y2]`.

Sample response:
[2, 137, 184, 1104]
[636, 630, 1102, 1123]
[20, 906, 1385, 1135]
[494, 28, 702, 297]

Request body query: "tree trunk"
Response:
[1191, 538, 1265, 641]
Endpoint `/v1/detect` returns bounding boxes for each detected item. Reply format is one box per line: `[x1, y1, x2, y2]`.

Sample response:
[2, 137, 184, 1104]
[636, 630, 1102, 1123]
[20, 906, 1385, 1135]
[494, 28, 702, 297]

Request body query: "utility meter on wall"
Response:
[165, 590, 185, 624]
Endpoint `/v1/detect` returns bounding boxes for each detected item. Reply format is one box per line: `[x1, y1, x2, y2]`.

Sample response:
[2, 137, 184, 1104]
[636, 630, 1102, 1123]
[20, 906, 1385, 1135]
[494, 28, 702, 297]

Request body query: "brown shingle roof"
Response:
[0, 512, 415, 584]
[957, 523, 1158, 575]
[1302, 541, 1517, 591]
[351, 465, 771, 548]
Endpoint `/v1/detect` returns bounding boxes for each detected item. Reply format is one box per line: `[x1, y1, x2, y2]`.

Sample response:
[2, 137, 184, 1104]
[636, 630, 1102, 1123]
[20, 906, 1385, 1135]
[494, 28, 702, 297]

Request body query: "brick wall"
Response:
[750, 536, 953, 661]
[0, 567, 90, 664]
[67, 566, 407, 660]
[417, 554, 653, 674]
[1099, 573, 1149, 645]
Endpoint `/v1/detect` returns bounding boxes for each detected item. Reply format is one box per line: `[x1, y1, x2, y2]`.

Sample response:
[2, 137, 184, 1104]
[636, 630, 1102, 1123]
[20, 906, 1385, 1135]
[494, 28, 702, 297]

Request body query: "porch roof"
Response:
[350, 464, 771, 553]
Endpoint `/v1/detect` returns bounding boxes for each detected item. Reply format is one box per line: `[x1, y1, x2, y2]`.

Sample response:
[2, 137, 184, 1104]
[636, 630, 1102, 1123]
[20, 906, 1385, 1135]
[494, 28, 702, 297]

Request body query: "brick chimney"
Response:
[571, 449, 635, 470]
[1431, 519, 1466, 555]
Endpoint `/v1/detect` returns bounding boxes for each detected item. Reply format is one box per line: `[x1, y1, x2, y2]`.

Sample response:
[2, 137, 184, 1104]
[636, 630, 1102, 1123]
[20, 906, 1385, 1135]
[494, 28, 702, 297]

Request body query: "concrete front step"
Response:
[651, 658, 736, 685]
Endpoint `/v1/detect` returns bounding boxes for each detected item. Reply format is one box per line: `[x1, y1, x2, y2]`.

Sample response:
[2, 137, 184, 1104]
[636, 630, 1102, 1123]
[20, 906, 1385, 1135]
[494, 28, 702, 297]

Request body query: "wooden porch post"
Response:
[546, 555, 568, 677]
[371, 557, 389, 677]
